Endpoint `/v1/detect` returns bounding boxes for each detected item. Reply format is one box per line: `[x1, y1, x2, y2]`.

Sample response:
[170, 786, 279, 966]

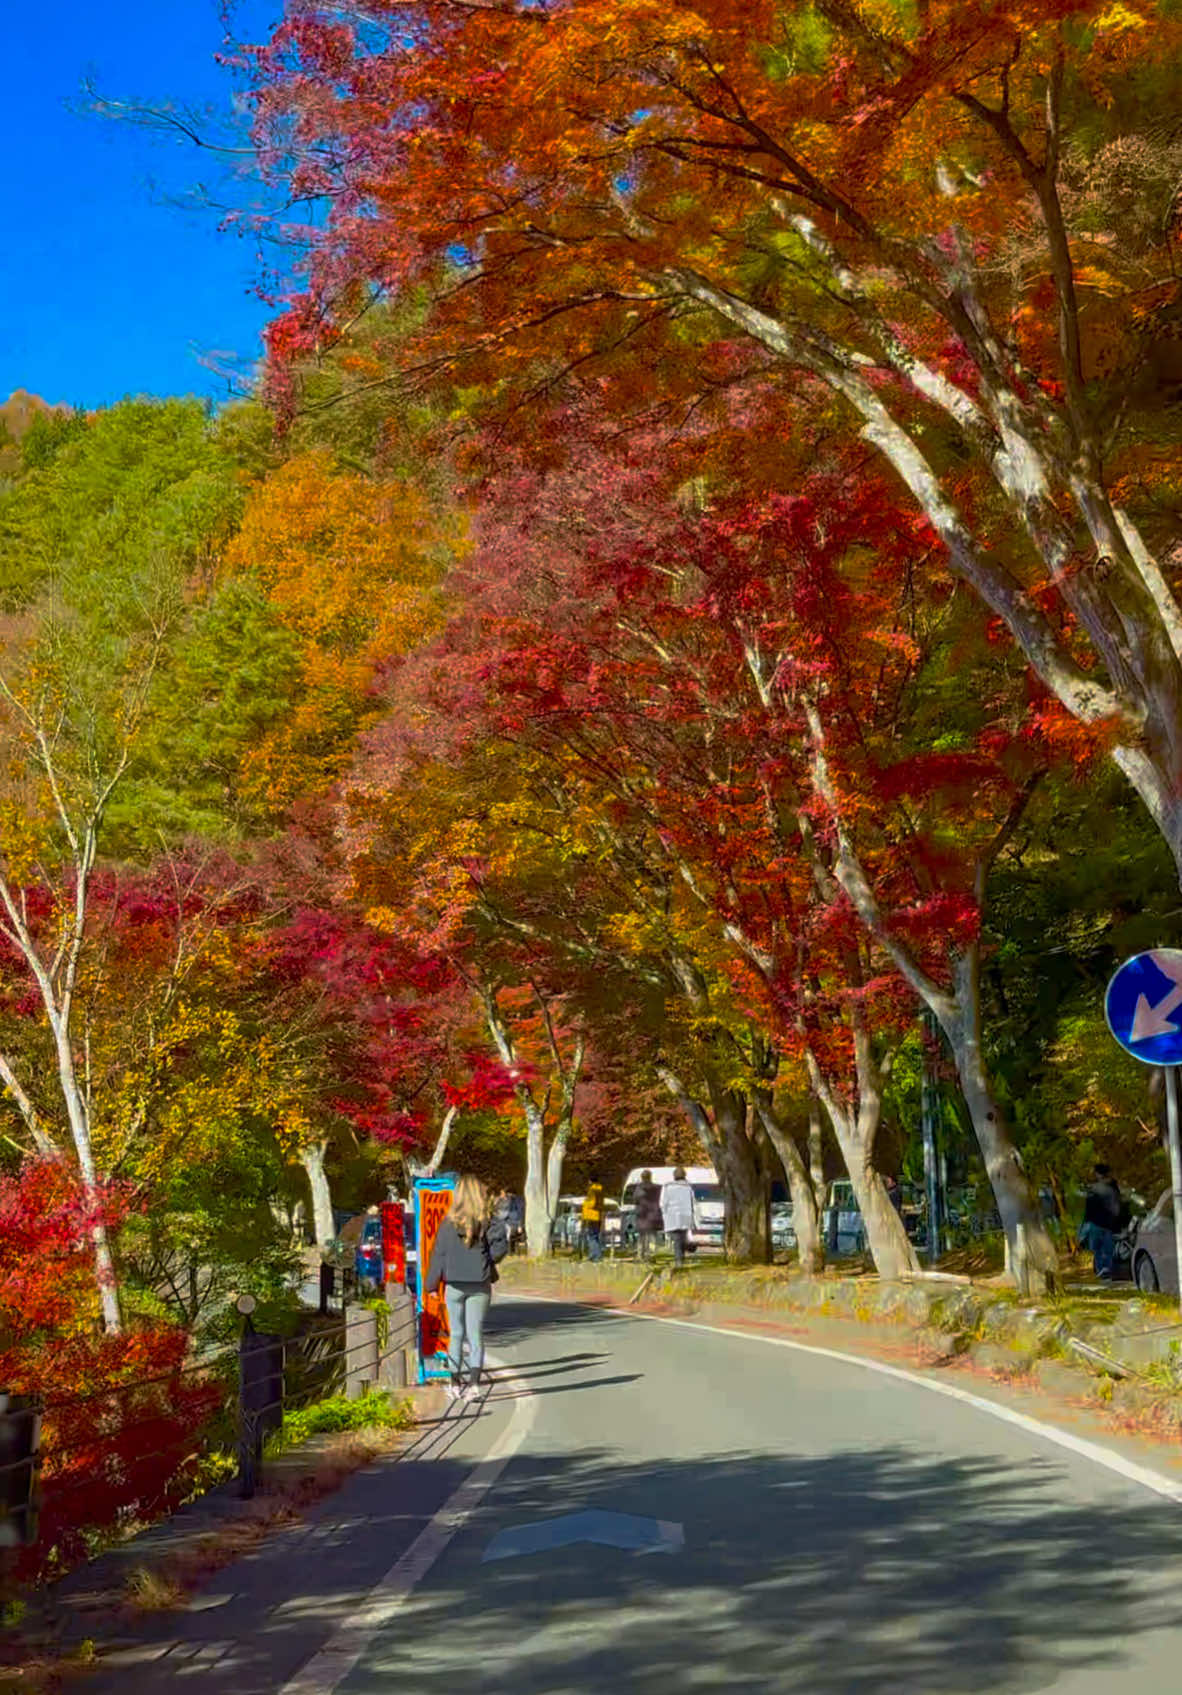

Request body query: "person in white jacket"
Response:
[660, 1167, 696, 1268]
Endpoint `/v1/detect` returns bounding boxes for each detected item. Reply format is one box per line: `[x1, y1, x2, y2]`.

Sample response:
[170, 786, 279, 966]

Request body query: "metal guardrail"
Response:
[0, 1284, 418, 1553]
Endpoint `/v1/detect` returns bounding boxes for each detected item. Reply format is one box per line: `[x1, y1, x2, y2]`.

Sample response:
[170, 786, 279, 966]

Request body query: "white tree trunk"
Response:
[521, 1092, 551, 1259]
[300, 1140, 335, 1245]
[483, 991, 584, 1260]
[544, 1114, 570, 1238]
[946, 952, 1059, 1296]
[755, 1098, 823, 1275]
[0, 1050, 58, 1156]
[406, 1104, 459, 1181]
[807, 721, 1058, 1293]
[807, 1029, 919, 1281]
[808, 1093, 827, 1215]
[51, 1019, 122, 1333]
[673, 265, 1182, 887]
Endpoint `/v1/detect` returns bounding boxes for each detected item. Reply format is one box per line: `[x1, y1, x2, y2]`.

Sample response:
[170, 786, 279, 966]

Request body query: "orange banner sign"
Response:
[414, 1178, 455, 1379]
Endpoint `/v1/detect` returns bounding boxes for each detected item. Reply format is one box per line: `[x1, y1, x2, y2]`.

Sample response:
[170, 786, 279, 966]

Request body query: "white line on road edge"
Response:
[277, 1356, 536, 1695]
[514, 1293, 1182, 1507]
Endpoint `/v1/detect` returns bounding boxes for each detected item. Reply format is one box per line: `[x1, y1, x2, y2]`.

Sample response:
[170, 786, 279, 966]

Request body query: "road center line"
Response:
[513, 1292, 1182, 1507]
[278, 1354, 537, 1695]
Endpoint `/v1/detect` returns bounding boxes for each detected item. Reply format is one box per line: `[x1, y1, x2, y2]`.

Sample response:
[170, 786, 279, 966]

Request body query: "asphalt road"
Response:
[327, 1295, 1182, 1695]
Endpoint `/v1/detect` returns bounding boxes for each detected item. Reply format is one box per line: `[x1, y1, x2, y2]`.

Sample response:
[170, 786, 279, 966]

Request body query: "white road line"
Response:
[512, 1292, 1182, 1507]
[278, 1355, 536, 1695]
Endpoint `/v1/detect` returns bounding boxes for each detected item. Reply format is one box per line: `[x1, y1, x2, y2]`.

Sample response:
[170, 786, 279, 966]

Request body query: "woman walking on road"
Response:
[424, 1175, 509, 1401]
[634, 1170, 663, 1260]
[661, 1167, 696, 1268]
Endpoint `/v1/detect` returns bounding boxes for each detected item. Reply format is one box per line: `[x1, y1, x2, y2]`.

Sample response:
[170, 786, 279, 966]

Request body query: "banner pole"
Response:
[1165, 1066, 1182, 1314]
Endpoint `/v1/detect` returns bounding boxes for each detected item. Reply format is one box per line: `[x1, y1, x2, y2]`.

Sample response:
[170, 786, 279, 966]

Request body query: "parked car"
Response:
[551, 1195, 584, 1251]
[355, 1211, 384, 1292]
[351, 1204, 418, 1294]
[823, 1180, 867, 1256]
[771, 1201, 795, 1251]
[602, 1198, 622, 1249]
[1130, 1189, 1179, 1295]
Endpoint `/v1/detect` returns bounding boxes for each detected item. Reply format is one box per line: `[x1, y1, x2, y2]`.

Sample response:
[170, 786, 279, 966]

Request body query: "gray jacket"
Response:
[424, 1216, 509, 1292]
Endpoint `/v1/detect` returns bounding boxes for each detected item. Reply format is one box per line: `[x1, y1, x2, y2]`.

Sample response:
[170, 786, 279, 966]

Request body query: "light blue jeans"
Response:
[445, 1280, 491, 1379]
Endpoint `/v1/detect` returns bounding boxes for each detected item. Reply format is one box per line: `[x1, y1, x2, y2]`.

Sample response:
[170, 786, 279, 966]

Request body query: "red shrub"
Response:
[0, 1159, 226, 1580]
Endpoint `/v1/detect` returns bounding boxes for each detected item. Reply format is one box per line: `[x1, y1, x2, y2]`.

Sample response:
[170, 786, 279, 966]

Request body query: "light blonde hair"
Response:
[449, 1174, 490, 1247]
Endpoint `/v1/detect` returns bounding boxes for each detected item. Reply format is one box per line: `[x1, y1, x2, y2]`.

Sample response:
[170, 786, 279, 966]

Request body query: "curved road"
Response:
[295, 1295, 1182, 1695]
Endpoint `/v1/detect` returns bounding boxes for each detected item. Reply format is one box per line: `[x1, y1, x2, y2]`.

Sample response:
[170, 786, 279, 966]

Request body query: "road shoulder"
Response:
[26, 1386, 515, 1695]
[503, 1276, 1182, 1494]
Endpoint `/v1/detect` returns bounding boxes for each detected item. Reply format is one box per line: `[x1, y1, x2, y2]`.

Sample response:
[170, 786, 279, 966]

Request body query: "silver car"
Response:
[1131, 1189, 1179, 1295]
[771, 1202, 795, 1250]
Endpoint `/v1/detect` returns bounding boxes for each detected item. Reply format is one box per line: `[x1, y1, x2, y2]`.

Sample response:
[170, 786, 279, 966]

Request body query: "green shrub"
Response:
[266, 1390, 413, 1456]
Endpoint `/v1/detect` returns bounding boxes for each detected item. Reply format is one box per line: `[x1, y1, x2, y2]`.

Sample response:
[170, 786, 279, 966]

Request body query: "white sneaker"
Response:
[444, 1380, 463, 1403]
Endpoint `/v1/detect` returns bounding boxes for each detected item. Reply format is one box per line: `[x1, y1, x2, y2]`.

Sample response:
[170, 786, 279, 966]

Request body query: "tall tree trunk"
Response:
[946, 948, 1059, 1296]
[676, 268, 1182, 889]
[406, 1104, 459, 1181]
[520, 1092, 551, 1259]
[808, 1092, 827, 1214]
[714, 1094, 770, 1263]
[847, 1155, 916, 1279]
[483, 991, 584, 1259]
[658, 1067, 771, 1263]
[755, 1094, 823, 1275]
[544, 1107, 572, 1239]
[482, 992, 550, 1256]
[52, 1022, 121, 1333]
[0, 1051, 57, 1157]
[811, 735, 1059, 1295]
[540, 1031, 585, 1258]
[807, 1016, 920, 1281]
[300, 1139, 335, 1245]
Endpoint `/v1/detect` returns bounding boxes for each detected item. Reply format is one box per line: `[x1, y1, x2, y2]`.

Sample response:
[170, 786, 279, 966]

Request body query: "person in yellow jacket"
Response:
[580, 1180, 606, 1263]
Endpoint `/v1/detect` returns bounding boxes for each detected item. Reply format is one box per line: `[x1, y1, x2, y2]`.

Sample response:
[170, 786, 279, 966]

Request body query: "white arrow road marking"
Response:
[483, 1509, 684, 1562]
[1130, 950, 1182, 1041]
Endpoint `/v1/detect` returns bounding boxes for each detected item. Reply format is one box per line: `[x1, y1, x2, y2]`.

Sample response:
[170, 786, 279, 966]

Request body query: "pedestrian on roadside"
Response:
[491, 1186, 519, 1255]
[661, 1167, 696, 1269]
[506, 1191, 525, 1254]
[633, 1170, 663, 1261]
[580, 1179, 606, 1262]
[424, 1174, 509, 1401]
[885, 1175, 903, 1215]
[1081, 1162, 1128, 1280]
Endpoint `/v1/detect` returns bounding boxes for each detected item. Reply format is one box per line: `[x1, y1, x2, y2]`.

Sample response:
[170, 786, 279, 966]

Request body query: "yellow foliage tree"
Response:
[223, 451, 456, 814]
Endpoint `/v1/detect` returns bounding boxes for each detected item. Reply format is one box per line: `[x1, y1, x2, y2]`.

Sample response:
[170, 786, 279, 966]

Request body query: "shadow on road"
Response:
[485, 1373, 642, 1401]
[84, 1297, 1182, 1695]
[343, 1298, 1182, 1694]
[499, 1353, 611, 1381]
[355, 1438, 1182, 1694]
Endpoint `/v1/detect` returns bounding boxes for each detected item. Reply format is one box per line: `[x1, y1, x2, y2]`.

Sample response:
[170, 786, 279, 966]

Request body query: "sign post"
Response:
[0, 1393, 41, 1548]
[412, 1174, 457, 1383]
[921, 1010, 943, 1263]
[1105, 948, 1182, 1308]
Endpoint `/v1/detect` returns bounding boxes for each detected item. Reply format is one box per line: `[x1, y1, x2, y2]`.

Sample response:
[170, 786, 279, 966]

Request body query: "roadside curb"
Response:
[16, 1382, 446, 1660]
[502, 1267, 1182, 1453]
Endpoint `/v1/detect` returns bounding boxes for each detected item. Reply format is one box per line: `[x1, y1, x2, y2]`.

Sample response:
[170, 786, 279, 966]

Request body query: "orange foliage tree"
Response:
[222, 450, 452, 816]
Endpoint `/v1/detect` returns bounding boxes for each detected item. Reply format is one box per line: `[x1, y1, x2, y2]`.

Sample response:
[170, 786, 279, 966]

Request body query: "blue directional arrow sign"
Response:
[482, 1510, 684, 1563]
[1105, 949, 1182, 1066]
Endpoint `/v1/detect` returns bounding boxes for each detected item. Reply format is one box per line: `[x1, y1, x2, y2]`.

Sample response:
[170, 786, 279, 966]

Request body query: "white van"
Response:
[619, 1166, 724, 1251]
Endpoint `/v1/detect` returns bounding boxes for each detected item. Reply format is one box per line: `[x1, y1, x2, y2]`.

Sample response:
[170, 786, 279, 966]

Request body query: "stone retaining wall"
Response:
[499, 1257, 1182, 1434]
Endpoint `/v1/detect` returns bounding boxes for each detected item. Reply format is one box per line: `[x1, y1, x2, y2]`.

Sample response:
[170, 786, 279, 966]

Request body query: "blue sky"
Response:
[2, 2, 287, 410]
